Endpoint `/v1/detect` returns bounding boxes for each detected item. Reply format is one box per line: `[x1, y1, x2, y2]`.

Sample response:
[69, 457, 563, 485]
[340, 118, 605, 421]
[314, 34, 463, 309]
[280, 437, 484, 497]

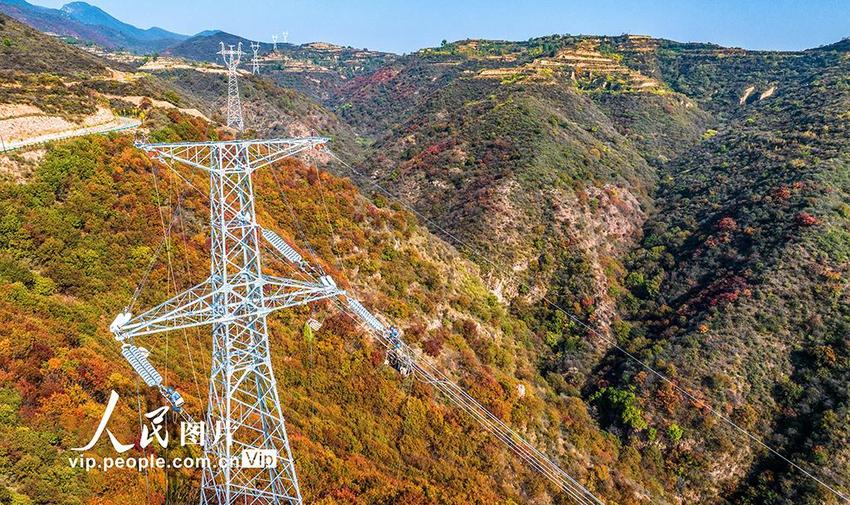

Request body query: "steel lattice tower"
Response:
[251, 42, 261, 75]
[220, 42, 245, 131]
[112, 44, 341, 505]
[123, 136, 336, 505]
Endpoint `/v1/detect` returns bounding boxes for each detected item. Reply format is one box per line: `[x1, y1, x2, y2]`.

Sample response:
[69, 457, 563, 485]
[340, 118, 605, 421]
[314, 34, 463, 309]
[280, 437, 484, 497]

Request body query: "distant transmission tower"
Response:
[271, 34, 279, 52]
[281, 31, 288, 44]
[111, 42, 337, 505]
[251, 41, 261, 75]
[218, 42, 244, 131]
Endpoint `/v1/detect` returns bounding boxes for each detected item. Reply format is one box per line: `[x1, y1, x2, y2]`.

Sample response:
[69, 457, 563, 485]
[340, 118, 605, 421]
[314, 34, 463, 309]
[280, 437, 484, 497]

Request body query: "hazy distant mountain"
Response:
[164, 29, 255, 61]
[0, 0, 187, 53]
[60, 2, 183, 43]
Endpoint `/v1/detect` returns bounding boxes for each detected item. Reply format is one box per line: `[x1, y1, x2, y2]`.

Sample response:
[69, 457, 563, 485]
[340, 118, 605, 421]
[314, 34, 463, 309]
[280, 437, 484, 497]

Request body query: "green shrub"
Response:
[591, 386, 648, 431]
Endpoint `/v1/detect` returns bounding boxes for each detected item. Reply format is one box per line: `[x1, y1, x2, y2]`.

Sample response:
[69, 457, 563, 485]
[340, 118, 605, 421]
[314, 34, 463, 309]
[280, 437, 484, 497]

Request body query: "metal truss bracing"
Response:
[219, 42, 245, 131]
[114, 275, 340, 340]
[136, 137, 327, 174]
[120, 135, 335, 505]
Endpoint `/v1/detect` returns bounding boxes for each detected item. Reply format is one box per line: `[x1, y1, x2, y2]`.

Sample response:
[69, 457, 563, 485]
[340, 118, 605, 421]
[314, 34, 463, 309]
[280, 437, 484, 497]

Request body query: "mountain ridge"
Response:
[0, 0, 187, 53]
[60, 1, 184, 42]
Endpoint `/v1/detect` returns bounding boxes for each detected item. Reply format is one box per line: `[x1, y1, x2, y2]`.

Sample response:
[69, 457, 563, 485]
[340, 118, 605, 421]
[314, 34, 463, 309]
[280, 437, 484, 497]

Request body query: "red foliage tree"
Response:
[717, 216, 738, 232]
[796, 211, 819, 226]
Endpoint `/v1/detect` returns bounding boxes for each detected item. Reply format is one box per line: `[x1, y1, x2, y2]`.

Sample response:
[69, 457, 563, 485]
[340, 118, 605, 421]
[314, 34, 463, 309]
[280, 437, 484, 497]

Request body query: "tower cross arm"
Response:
[113, 278, 218, 341]
[245, 136, 328, 172]
[261, 274, 344, 314]
[112, 274, 344, 341]
[134, 137, 329, 174]
[136, 141, 214, 172]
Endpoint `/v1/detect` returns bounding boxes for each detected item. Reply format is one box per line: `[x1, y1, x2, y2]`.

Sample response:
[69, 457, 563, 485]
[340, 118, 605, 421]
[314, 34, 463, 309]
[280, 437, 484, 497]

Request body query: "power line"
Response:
[255, 226, 603, 504]
[254, 163, 603, 503]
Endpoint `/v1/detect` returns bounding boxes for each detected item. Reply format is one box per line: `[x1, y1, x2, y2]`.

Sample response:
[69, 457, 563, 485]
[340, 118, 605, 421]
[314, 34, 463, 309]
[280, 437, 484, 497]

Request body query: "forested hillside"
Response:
[0, 15, 687, 505]
[323, 35, 850, 504]
[0, 11, 848, 505]
[609, 46, 850, 503]
[335, 36, 713, 384]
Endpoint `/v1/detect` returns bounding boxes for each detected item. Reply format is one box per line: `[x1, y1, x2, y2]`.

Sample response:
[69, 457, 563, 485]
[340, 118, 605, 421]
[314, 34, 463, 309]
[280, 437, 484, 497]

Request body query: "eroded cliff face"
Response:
[335, 42, 708, 385]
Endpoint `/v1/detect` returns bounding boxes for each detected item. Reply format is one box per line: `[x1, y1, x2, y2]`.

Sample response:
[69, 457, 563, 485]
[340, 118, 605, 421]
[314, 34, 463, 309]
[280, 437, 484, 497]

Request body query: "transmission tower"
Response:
[281, 31, 288, 44]
[110, 35, 606, 505]
[218, 42, 245, 132]
[110, 42, 339, 505]
[251, 41, 261, 75]
[271, 34, 278, 52]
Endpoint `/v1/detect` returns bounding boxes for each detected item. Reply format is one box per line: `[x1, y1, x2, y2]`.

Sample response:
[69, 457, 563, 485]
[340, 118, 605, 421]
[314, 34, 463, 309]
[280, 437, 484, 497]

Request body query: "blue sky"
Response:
[34, 0, 850, 53]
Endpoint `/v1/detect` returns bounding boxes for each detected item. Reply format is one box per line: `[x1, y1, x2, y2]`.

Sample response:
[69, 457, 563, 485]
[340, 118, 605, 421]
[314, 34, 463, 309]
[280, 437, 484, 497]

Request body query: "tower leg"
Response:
[200, 316, 302, 504]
